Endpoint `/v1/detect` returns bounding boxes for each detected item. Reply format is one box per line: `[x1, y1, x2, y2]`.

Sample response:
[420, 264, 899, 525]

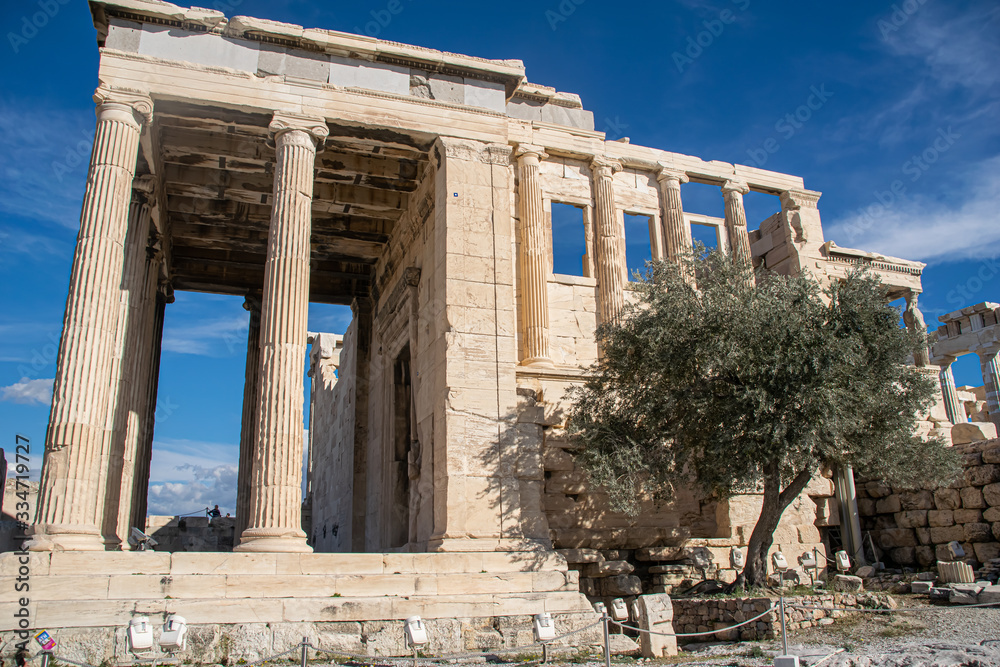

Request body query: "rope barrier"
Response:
[615, 604, 779, 638]
[788, 600, 1000, 612]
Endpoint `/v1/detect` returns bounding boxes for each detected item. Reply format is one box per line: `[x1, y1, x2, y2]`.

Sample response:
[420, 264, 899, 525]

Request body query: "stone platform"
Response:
[0, 551, 601, 663]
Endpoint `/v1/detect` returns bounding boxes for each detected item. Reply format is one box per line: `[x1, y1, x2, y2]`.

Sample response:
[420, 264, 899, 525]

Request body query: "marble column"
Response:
[979, 348, 1000, 432]
[514, 144, 553, 367]
[938, 359, 965, 425]
[656, 168, 692, 262]
[235, 292, 262, 546]
[722, 180, 753, 274]
[591, 156, 626, 325]
[29, 87, 152, 551]
[129, 285, 168, 534]
[102, 177, 156, 548]
[235, 112, 328, 553]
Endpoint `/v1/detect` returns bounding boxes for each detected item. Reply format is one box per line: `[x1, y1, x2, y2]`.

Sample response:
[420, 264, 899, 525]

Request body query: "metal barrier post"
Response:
[541, 642, 549, 664]
[300, 637, 308, 667]
[779, 595, 788, 656]
[40, 653, 51, 667]
[412, 646, 419, 667]
[602, 613, 611, 667]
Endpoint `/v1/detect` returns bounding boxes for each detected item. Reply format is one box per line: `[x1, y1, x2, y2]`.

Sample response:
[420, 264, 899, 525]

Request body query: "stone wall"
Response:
[310, 327, 356, 552]
[671, 593, 877, 644]
[857, 438, 1000, 568]
[146, 516, 235, 551]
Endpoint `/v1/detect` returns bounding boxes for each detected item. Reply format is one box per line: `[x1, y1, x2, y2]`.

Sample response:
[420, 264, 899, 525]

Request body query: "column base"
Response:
[25, 524, 106, 551]
[234, 528, 313, 553]
[520, 357, 555, 368]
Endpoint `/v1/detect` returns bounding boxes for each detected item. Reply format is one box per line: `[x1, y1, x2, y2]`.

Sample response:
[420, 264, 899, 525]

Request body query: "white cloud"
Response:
[0, 377, 53, 405]
[147, 463, 239, 517]
[828, 156, 1000, 264]
[161, 314, 249, 356]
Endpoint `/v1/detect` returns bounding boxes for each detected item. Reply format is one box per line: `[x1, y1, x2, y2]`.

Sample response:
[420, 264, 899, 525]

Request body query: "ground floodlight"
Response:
[771, 551, 788, 573]
[159, 614, 187, 652]
[403, 616, 428, 647]
[533, 613, 556, 642]
[610, 598, 628, 621]
[128, 527, 158, 551]
[799, 553, 817, 569]
[593, 601, 607, 616]
[835, 550, 850, 573]
[730, 547, 745, 569]
[127, 616, 154, 652]
[628, 599, 640, 622]
[947, 541, 965, 560]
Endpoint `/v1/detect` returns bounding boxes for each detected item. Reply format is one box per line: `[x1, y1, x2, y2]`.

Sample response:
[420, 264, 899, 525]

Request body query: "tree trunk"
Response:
[742, 464, 813, 588]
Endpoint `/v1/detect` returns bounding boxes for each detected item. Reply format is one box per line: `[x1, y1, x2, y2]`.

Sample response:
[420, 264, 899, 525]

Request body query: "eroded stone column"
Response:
[514, 144, 552, 367]
[903, 292, 931, 367]
[656, 167, 691, 262]
[592, 156, 625, 325]
[235, 293, 262, 546]
[979, 349, 1000, 432]
[938, 359, 964, 425]
[722, 180, 753, 274]
[103, 177, 156, 548]
[236, 112, 328, 553]
[129, 285, 168, 533]
[29, 87, 152, 551]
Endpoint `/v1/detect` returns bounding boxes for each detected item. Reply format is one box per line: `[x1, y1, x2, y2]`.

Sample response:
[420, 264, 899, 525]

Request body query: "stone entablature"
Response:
[931, 302, 1000, 432]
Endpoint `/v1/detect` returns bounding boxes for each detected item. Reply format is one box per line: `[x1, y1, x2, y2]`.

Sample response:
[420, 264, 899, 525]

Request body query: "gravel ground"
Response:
[479, 595, 1000, 667]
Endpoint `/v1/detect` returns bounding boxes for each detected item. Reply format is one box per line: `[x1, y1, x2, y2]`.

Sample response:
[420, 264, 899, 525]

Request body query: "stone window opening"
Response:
[548, 201, 590, 277]
[623, 212, 655, 280]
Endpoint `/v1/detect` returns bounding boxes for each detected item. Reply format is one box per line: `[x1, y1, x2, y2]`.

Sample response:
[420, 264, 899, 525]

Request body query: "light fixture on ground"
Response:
[592, 601, 607, 615]
[947, 541, 965, 560]
[609, 598, 628, 622]
[159, 615, 187, 653]
[798, 552, 817, 586]
[403, 616, 428, 648]
[533, 613, 556, 641]
[835, 550, 851, 573]
[730, 547, 745, 570]
[127, 616, 154, 653]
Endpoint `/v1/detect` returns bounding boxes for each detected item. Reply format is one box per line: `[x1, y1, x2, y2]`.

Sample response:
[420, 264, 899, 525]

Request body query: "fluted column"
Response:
[979, 348, 1000, 432]
[28, 87, 152, 551]
[514, 144, 553, 367]
[235, 292, 262, 546]
[656, 168, 692, 261]
[938, 359, 965, 425]
[102, 177, 156, 548]
[129, 285, 168, 533]
[591, 156, 625, 325]
[722, 180, 753, 274]
[236, 112, 328, 553]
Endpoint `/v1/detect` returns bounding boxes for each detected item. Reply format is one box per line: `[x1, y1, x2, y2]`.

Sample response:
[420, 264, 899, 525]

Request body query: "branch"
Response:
[777, 467, 813, 508]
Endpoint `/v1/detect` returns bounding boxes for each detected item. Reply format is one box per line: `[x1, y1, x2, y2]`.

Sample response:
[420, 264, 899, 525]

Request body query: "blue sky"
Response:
[1, 0, 997, 517]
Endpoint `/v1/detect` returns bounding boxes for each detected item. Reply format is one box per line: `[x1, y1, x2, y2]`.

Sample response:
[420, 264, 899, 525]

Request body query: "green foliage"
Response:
[568, 250, 961, 516]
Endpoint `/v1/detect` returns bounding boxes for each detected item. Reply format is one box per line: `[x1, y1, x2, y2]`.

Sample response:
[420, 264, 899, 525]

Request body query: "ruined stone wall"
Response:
[857, 438, 1000, 568]
[310, 325, 357, 552]
[145, 516, 235, 551]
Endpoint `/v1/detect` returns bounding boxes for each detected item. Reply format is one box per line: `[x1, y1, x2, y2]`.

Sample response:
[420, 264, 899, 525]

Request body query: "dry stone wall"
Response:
[857, 438, 1000, 568]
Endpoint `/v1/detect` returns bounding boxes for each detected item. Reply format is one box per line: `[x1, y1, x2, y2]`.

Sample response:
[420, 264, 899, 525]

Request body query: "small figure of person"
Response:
[207, 505, 221, 518]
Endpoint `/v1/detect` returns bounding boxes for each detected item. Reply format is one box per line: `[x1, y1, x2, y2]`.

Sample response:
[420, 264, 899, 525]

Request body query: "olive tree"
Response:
[567, 251, 960, 587]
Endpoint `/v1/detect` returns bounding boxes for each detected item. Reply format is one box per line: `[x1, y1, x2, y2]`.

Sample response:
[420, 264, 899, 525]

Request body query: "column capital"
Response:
[268, 112, 329, 148]
[721, 179, 750, 196]
[780, 188, 821, 210]
[132, 175, 157, 201]
[656, 167, 689, 185]
[591, 155, 622, 179]
[93, 86, 153, 124]
[514, 143, 548, 163]
[243, 291, 262, 314]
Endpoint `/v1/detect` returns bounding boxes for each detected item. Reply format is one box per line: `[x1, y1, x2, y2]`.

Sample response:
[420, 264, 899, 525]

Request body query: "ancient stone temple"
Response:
[2, 1, 947, 660]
